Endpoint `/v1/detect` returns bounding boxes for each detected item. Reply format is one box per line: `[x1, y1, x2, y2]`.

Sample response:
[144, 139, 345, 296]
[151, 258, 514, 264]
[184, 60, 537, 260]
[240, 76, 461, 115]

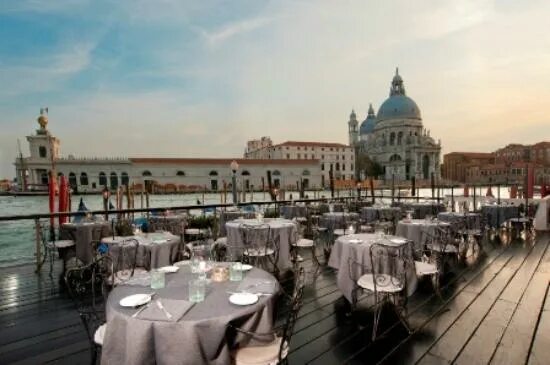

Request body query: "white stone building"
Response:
[14, 111, 321, 193]
[349, 69, 442, 181]
[244, 140, 355, 187]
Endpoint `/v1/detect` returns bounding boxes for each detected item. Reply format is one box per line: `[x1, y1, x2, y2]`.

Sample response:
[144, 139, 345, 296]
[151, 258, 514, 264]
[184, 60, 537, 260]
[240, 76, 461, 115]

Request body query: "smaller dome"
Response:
[37, 108, 48, 129]
[359, 104, 376, 135]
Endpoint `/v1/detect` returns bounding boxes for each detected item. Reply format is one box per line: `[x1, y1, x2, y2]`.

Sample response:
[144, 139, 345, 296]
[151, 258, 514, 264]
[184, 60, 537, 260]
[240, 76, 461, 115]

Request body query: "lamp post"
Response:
[230, 160, 239, 205]
[102, 186, 110, 220]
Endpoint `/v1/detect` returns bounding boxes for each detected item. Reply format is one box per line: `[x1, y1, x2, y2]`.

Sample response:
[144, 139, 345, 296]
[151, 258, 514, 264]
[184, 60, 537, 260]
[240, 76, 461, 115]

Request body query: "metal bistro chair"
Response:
[240, 223, 280, 278]
[348, 241, 412, 341]
[39, 222, 75, 277]
[111, 238, 148, 285]
[230, 268, 306, 365]
[411, 233, 443, 299]
[290, 220, 321, 272]
[65, 255, 114, 365]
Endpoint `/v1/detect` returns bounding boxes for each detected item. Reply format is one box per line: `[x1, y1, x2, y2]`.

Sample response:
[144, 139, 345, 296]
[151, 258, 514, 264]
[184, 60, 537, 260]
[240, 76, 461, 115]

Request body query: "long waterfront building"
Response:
[14, 112, 321, 193]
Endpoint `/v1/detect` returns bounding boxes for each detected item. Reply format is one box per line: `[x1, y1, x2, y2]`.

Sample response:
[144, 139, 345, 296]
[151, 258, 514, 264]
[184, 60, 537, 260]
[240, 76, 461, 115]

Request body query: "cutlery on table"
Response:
[156, 299, 173, 319]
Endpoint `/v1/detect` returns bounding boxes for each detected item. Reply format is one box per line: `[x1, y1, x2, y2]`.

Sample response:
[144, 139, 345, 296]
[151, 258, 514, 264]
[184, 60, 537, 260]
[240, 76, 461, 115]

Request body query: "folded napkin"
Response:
[138, 298, 194, 322]
[124, 272, 152, 286]
[237, 278, 275, 294]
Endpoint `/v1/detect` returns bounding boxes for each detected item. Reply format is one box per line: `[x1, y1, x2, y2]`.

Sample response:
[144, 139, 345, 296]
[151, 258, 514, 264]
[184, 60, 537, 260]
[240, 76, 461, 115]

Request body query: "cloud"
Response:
[201, 16, 274, 45]
[0, 42, 95, 97]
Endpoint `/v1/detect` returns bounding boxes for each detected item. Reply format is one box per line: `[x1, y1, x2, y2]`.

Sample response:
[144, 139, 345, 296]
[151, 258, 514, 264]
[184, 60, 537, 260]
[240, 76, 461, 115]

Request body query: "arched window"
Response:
[397, 132, 403, 145]
[142, 170, 152, 177]
[121, 172, 129, 186]
[302, 169, 311, 176]
[209, 170, 218, 176]
[389, 154, 402, 162]
[176, 171, 185, 176]
[110, 172, 118, 189]
[68, 172, 77, 188]
[39, 146, 47, 158]
[272, 170, 281, 176]
[241, 170, 250, 176]
[80, 172, 89, 185]
[390, 132, 396, 146]
[335, 162, 340, 171]
[98, 172, 107, 186]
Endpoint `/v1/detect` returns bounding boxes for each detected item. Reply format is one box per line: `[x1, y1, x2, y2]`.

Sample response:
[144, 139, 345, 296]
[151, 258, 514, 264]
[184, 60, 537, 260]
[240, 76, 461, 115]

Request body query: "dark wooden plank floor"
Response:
[1, 232, 549, 364]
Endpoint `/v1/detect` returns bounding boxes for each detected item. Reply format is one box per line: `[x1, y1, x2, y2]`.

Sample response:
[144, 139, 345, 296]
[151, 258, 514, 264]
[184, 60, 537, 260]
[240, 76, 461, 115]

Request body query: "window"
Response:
[321, 155, 324, 160]
[241, 170, 250, 176]
[342, 155, 345, 160]
[68, 172, 77, 188]
[272, 170, 281, 176]
[39, 146, 47, 158]
[209, 171, 218, 176]
[336, 162, 340, 171]
[351, 163, 354, 170]
[390, 132, 396, 145]
[302, 169, 311, 176]
[142, 170, 152, 177]
[297, 153, 301, 159]
[80, 172, 88, 185]
[121, 172, 129, 186]
[176, 171, 185, 176]
[286, 154, 290, 159]
[397, 132, 403, 145]
[99, 172, 107, 186]
[321, 164, 325, 171]
[342, 164, 346, 171]
[110, 172, 118, 189]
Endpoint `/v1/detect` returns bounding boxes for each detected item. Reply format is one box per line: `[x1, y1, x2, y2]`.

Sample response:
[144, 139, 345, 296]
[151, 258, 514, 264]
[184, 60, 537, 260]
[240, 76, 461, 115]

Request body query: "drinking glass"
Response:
[229, 262, 243, 281]
[150, 269, 165, 290]
[189, 279, 206, 303]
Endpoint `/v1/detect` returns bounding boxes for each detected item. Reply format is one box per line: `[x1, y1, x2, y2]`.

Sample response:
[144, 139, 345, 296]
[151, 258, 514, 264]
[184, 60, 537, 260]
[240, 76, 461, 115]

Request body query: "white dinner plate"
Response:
[157, 266, 179, 273]
[152, 239, 168, 244]
[119, 293, 152, 307]
[229, 293, 259, 306]
[238, 264, 253, 271]
[390, 238, 407, 244]
[348, 239, 363, 244]
[173, 260, 190, 267]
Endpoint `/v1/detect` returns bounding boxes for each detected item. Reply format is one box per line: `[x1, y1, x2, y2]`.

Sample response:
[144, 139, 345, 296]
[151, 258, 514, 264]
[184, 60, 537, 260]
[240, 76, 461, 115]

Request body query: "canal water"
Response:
[0, 187, 511, 268]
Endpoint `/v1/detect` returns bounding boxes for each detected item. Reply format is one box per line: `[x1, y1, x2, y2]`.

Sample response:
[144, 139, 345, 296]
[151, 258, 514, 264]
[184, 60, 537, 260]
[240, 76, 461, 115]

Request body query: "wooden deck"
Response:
[1, 232, 549, 364]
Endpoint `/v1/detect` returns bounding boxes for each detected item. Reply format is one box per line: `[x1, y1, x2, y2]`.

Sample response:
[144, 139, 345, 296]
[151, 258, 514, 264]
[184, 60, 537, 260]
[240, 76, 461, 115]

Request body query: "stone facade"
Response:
[350, 69, 442, 181]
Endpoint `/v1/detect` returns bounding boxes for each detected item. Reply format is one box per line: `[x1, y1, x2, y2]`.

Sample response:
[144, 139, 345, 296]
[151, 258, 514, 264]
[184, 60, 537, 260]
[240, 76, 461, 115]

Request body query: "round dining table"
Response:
[101, 266, 280, 365]
[395, 219, 451, 251]
[225, 218, 297, 270]
[437, 212, 481, 230]
[319, 212, 359, 229]
[401, 202, 446, 219]
[280, 204, 307, 219]
[218, 210, 256, 237]
[59, 221, 112, 264]
[328, 233, 417, 303]
[481, 205, 520, 228]
[102, 232, 181, 270]
[148, 215, 187, 235]
[361, 206, 401, 223]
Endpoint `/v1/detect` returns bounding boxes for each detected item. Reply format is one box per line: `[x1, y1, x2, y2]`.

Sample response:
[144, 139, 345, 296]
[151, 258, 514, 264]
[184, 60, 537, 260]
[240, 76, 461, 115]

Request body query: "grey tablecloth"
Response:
[226, 219, 297, 270]
[319, 212, 359, 229]
[328, 233, 417, 303]
[218, 211, 256, 236]
[361, 207, 402, 223]
[280, 205, 307, 219]
[102, 232, 181, 270]
[481, 205, 520, 228]
[395, 220, 451, 251]
[437, 212, 481, 230]
[59, 221, 112, 264]
[401, 203, 446, 219]
[148, 215, 187, 235]
[102, 267, 279, 365]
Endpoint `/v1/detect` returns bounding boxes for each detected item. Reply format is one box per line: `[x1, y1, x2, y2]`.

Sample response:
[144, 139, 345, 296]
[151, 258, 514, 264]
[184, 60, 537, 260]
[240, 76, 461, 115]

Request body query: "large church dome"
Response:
[376, 69, 421, 122]
[359, 103, 376, 135]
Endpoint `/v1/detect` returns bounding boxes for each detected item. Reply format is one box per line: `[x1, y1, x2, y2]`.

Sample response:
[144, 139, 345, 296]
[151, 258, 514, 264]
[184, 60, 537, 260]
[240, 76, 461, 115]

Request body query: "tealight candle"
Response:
[211, 266, 229, 282]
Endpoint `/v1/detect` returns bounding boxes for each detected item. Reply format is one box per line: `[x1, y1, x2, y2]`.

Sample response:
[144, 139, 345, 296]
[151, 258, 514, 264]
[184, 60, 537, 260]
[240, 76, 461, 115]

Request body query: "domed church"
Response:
[348, 68, 442, 181]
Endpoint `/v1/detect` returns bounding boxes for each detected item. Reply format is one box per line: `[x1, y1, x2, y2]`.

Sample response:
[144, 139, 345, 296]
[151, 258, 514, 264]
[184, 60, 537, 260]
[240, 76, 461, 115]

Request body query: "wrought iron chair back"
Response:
[240, 223, 272, 256]
[369, 241, 408, 295]
[279, 267, 306, 362]
[112, 238, 140, 283]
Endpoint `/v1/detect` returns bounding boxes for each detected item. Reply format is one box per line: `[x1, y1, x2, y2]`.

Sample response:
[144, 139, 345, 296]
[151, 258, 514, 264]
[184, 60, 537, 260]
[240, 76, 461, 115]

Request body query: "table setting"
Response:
[101, 257, 280, 365]
[395, 218, 451, 251]
[59, 220, 112, 264]
[360, 205, 402, 223]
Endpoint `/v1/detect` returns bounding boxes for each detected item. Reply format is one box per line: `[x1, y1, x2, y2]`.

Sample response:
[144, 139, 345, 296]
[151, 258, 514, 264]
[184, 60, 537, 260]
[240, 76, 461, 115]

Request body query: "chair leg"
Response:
[48, 249, 54, 277]
[393, 304, 412, 334]
[432, 274, 443, 301]
[371, 301, 383, 341]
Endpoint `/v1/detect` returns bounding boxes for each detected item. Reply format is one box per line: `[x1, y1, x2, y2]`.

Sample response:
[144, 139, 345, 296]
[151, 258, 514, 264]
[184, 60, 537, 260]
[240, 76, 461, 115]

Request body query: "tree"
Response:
[356, 155, 384, 179]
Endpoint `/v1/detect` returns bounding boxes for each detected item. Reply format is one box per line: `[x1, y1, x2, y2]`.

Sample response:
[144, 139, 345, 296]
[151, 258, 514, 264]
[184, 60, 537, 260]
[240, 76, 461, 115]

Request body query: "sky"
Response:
[1, 0, 549, 178]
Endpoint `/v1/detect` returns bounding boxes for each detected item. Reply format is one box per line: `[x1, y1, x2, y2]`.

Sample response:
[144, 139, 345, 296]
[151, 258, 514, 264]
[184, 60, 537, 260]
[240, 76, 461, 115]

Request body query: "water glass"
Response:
[189, 279, 206, 303]
[229, 262, 243, 281]
[150, 269, 165, 290]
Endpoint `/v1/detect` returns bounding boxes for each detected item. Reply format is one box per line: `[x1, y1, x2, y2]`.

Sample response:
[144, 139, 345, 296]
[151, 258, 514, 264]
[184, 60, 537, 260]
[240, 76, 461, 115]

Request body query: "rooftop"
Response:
[129, 157, 320, 165]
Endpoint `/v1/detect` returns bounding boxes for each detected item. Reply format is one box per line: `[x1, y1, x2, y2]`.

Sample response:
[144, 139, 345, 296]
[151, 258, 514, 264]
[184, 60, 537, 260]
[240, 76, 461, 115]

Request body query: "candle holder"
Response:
[211, 266, 229, 282]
